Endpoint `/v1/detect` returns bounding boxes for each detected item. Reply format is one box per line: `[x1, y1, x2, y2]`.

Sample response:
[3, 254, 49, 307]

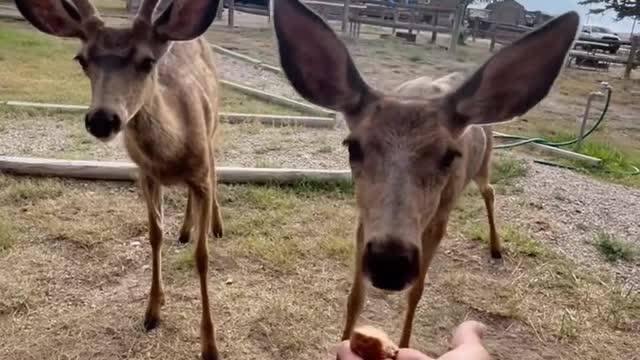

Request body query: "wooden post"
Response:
[489, 23, 497, 52]
[342, 0, 351, 33]
[268, 0, 275, 23]
[431, 12, 439, 43]
[392, 7, 399, 35]
[448, 2, 464, 56]
[472, 18, 479, 42]
[228, 0, 235, 27]
[217, 0, 224, 20]
[624, 36, 639, 80]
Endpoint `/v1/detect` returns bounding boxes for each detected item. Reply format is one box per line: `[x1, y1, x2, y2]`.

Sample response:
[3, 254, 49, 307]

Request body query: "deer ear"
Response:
[273, 0, 373, 115]
[153, 0, 220, 41]
[14, 0, 85, 38]
[446, 11, 580, 131]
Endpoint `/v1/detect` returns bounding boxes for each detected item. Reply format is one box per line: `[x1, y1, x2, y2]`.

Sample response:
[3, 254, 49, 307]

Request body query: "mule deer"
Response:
[272, 0, 579, 347]
[15, 0, 224, 358]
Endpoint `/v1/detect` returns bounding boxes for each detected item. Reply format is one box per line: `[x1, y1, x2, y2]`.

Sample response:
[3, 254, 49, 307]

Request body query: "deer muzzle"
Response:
[362, 237, 420, 291]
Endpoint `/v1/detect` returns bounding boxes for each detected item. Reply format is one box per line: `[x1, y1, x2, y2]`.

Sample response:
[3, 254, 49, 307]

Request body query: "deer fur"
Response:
[272, 0, 580, 347]
[15, 0, 224, 358]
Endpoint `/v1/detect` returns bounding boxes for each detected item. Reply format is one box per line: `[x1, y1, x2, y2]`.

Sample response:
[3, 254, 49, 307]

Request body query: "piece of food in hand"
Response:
[350, 325, 399, 360]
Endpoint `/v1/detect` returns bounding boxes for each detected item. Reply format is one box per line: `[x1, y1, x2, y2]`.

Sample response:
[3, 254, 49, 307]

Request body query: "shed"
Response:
[486, 0, 526, 26]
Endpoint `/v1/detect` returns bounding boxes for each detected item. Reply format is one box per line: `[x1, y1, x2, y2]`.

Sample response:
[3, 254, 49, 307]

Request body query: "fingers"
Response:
[397, 348, 434, 360]
[451, 320, 487, 348]
[335, 341, 363, 360]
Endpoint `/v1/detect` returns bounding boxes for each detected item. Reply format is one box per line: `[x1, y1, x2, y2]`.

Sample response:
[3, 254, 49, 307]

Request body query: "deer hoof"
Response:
[201, 350, 219, 360]
[490, 249, 503, 260]
[178, 232, 191, 244]
[212, 225, 224, 239]
[143, 313, 160, 331]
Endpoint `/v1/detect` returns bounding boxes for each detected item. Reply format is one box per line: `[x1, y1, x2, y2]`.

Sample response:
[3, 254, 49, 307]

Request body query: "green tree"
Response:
[579, 0, 640, 20]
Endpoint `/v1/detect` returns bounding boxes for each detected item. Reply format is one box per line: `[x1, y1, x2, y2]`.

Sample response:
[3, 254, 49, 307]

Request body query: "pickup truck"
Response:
[578, 25, 622, 54]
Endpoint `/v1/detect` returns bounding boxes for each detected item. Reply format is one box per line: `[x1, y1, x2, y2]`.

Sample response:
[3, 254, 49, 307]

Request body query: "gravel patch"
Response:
[217, 55, 305, 102]
[0, 113, 349, 169]
[502, 160, 640, 290]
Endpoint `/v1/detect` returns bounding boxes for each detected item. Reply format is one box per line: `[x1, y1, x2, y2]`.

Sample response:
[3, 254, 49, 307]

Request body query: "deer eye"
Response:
[343, 138, 364, 163]
[439, 149, 461, 170]
[136, 57, 156, 73]
[73, 55, 88, 70]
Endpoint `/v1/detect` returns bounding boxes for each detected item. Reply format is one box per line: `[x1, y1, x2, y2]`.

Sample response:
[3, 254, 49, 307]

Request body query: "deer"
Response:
[272, 0, 579, 348]
[14, 0, 225, 358]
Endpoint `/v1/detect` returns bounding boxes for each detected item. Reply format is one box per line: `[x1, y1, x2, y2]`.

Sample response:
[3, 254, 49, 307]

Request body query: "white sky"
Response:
[470, 0, 638, 33]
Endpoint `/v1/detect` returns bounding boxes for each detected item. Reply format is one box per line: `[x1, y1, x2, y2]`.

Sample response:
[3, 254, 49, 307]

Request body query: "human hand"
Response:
[335, 341, 432, 360]
[334, 320, 489, 360]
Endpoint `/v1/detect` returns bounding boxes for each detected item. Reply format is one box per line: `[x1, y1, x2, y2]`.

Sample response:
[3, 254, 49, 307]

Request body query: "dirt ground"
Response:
[1, 9, 639, 360]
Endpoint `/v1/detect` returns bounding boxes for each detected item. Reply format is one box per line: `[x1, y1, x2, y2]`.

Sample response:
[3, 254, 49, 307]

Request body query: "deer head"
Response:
[274, 0, 579, 291]
[15, 0, 220, 141]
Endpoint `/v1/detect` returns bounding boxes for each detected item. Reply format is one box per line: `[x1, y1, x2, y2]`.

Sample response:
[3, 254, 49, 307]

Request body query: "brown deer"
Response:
[272, 0, 579, 348]
[14, 0, 224, 358]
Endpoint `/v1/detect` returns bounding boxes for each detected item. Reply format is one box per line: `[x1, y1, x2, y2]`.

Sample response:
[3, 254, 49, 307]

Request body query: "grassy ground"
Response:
[0, 169, 638, 359]
[0, 21, 300, 115]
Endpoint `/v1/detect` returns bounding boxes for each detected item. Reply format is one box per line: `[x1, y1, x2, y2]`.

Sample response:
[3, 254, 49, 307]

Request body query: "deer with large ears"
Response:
[272, 0, 580, 348]
[14, 0, 225, 358]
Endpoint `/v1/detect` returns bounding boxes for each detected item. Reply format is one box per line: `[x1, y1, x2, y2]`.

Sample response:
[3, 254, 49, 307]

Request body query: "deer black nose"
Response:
[363, 238, 420, 291]
[85, 109, 121, 139]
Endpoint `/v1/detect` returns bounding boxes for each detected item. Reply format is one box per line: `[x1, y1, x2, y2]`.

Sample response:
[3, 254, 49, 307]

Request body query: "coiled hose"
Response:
[492, 87, 640, 176]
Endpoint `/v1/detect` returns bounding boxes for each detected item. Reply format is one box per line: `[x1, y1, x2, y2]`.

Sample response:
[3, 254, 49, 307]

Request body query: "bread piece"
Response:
[350, 326, 399, 360]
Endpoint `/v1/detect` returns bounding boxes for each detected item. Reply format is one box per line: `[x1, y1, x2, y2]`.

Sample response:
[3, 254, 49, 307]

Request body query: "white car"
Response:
[579, 25, 621, 54]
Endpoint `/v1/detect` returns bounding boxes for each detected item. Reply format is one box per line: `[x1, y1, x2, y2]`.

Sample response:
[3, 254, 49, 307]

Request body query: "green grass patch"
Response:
[462, 221, 544, 258]
[318, 235, 352, 263]
[536, 132, 640, 187]
[172, 246, 195, 272]
[0, 22, 303, 116]
[0, 217, 16, 253]
[0, 22, 88, 104]
[502, 225, 544, 257]
[0, 176, 65, 204]
[238, 234, 301, 270]
[594, 230, 637, 263]
[491, 156, 528, 186]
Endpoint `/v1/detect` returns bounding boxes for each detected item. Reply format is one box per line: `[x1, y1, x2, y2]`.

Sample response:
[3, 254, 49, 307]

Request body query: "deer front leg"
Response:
[209, 146, 224, 238]
[341, 221, 366, 341]
[178, 191, 194, 244]
[141, 175, 165, 331]
[478, 183, 501, 259]
[399, 218, 448, 348]
[190, 179, 219, 360]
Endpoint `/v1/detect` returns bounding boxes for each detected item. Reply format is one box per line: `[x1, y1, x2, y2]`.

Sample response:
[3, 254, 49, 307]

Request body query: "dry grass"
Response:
[0, 174, 638, 360]
[594, 230, 639, 263]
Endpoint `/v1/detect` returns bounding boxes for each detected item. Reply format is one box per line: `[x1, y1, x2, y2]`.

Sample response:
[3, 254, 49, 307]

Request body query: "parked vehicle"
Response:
[579, 25, 621, 54]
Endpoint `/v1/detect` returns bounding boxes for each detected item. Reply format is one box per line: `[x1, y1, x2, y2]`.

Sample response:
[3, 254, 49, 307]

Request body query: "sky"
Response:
[471, 0, 638, 33]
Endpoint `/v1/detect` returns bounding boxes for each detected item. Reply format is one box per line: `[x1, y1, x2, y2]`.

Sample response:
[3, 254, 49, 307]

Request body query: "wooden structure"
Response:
[469, 20, 530, 51]
[486, 0, 526, 26]
[345, 0, 456, 41]
[0, 157, 352, 184]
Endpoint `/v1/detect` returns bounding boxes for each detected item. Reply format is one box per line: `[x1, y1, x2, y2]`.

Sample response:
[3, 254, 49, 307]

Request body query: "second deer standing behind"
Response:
[14, 0, 225, 358]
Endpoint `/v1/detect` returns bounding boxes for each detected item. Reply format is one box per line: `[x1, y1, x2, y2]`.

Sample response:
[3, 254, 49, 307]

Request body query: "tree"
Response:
[579, 0, 640, 20]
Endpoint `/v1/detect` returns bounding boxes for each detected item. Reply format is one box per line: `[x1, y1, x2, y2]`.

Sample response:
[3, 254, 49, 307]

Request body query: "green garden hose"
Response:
[492, 87, 640, 176]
